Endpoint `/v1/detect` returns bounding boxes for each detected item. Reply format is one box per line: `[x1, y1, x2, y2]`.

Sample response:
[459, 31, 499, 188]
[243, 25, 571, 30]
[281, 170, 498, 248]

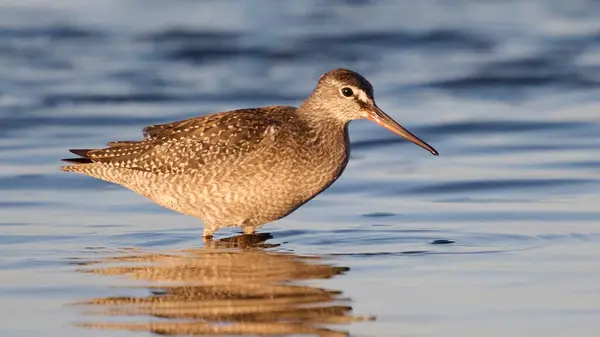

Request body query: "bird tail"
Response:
[62, 149, 93, 164]
[61, 149, 97, 172]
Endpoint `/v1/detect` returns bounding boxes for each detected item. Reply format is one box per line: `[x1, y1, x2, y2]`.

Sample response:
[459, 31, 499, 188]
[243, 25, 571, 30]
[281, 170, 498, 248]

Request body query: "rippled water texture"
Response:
[1, 1, 599, 336]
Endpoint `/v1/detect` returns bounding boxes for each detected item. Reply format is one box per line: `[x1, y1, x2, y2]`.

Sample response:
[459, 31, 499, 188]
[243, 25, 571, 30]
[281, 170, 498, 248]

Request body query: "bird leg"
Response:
[202, 227, 216, 239]
[243, 226, 256, 235]
[202, 235, 214, 245]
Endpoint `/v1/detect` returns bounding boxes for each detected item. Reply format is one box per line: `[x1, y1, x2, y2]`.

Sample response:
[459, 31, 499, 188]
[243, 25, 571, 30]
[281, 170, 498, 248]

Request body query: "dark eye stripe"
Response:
[357, 99, 370, 110]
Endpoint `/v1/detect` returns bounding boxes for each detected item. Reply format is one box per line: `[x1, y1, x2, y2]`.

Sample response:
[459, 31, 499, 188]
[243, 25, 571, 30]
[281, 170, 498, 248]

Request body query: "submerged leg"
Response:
[203, 226, 216, 239]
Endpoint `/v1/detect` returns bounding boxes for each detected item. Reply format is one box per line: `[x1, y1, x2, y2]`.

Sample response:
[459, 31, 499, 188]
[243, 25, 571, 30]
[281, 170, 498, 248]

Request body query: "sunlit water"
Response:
[1, 1, 599, 336]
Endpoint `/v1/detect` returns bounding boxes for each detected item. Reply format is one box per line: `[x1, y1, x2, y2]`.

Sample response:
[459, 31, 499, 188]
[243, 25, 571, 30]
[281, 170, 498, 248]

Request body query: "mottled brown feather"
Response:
[143, 119, 192, 138]
[106, 141, 138, 147]
[81, 107, 290, 174]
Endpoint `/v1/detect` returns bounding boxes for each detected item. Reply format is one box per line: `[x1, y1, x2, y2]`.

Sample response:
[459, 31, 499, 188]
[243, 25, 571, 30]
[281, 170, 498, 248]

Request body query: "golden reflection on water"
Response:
[74, 233, 374, 336]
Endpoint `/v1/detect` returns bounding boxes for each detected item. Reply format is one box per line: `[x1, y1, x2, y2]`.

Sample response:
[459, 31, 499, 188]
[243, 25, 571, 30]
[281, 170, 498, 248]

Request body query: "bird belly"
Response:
[202, 149, 349, 227]
[155, 140, 348, 228]
[67, 138, 348, 231]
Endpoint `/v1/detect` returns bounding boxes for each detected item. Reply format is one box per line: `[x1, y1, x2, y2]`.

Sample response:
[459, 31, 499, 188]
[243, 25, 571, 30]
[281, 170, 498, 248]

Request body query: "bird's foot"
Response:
[202, 227, 216, 240]
[202, 235, 214, 245]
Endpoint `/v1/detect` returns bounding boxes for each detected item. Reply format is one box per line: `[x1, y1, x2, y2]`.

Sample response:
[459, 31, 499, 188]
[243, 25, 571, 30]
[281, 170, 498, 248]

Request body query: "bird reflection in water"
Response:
[74, 233, 374, 336]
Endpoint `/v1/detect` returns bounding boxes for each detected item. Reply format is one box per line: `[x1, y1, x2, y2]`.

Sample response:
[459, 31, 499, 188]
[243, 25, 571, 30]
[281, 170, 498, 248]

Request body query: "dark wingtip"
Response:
[62, 157, 93, 164]
[69, 149, 92, 158]
[63, 149, 94, 164]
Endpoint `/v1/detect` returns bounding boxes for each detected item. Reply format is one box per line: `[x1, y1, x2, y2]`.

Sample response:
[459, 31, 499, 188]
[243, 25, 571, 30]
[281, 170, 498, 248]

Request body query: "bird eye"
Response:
[341, 87, 354, 97]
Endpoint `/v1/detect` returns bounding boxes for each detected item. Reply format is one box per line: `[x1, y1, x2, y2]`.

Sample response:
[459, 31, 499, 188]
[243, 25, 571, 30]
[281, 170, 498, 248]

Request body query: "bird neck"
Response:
[294, 102, 349, 156]
[297, 99, 347, 133]
[298, 114, 347, 145]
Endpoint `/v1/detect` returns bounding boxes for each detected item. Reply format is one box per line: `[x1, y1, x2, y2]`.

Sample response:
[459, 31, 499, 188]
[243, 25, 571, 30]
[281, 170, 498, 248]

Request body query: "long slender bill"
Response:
[366, 105, 439, 156]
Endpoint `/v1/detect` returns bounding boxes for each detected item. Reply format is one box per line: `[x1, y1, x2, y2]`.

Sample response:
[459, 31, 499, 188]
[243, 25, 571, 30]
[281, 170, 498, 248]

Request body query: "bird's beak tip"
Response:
[367, 106, 439, 157]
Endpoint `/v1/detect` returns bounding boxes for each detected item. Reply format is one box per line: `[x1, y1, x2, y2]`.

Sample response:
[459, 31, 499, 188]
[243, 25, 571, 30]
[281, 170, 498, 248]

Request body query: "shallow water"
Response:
[1, 1, 600, 336]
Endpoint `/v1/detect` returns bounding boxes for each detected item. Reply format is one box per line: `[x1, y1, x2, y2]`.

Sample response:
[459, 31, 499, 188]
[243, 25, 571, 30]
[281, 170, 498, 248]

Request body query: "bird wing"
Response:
[81, 108, 287, 174]
[142, 118, 194, 138]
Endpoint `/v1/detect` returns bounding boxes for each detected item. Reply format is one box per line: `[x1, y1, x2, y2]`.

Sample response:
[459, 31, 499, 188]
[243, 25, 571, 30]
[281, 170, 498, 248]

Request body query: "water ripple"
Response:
[0, 25, 105, 40]
[406, 178, 594, 195]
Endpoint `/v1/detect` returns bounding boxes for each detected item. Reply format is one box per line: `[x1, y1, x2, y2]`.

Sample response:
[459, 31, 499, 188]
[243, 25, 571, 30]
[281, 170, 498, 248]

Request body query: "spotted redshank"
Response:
[62, 68, 438, 238]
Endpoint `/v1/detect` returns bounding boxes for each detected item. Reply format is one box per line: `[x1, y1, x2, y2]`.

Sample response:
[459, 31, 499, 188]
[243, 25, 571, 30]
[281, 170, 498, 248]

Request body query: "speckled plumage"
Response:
[62, 68, 437, 237]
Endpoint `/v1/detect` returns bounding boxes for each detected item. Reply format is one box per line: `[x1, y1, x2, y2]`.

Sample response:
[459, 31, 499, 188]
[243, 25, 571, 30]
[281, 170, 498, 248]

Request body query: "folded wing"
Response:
[64, 109, 283, 174]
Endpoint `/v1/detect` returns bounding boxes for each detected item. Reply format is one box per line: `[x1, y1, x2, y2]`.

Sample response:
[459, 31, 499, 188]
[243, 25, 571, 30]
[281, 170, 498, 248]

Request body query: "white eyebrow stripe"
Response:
[356, 89, 369, 103]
